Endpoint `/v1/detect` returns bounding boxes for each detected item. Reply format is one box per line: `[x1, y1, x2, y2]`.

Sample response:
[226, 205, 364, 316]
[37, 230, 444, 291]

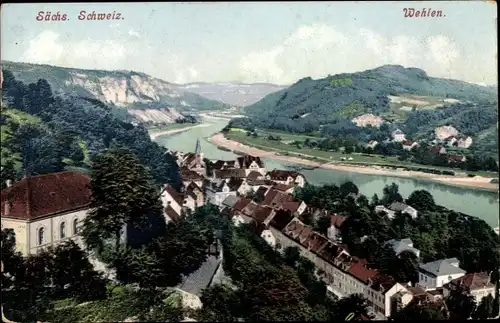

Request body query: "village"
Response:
[158, 139, 496, 319]
[1, 137, 496, 321]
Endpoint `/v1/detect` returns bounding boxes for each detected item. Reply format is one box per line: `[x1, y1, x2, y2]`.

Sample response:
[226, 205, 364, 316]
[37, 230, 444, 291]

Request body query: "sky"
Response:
[1, 2, 497, 85]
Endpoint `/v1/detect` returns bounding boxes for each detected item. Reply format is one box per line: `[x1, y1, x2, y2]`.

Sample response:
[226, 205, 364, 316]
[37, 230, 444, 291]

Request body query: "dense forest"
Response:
[232, 65, 498, 157]
[0, 70, 181, 189]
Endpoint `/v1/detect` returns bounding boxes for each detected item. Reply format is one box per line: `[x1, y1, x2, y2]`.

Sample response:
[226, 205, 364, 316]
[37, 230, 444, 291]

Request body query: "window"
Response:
[60, 222, 66, 239]
[73, 219, 79, 234]
[424, 276, 428, 282]
[38, 227, 45, 245]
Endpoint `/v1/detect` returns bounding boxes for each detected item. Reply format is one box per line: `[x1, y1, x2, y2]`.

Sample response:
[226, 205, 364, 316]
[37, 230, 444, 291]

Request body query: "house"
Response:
[402, 140, 418, 151]
[204, 178, 239, 207]
[235, 155, 266, 176]
[212, 160, 236, 171]
[417, 258, 466, 291]
[457, 136, 473, 148]
[384, 238, 421, 258]
[430, 146, 447, 154]
[261, 189, 307, 215]
[213, 169, 246, 180]
[366, 140, 378, 149]
[375, 202, 417, 219]
[445, 136, 458, 147]
[327, 214, 345, 242]
[184, 182, 204, 211]
[265, 170, 306, 188]
[391, 129, 406, 142]
[161, 185, 185, 221]
[247, 171, 264, 181]
[1, 172, 92, 255]
[447, 154, 466, 164]
[180, 167, 204, 188]
[443, 272, 495, 304]
[271, 183, 295, 194]
[179, 139, 205, 175]
[272, 217, 407, 318]
[236, 179, 253, 196]
[221, 195, 239, 211]
[388, 202, 418, 218]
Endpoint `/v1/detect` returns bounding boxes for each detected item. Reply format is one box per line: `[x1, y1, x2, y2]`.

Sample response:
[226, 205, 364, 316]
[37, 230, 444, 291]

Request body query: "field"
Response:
[226, 129, 497, 177]
[382, 94, 453, 123]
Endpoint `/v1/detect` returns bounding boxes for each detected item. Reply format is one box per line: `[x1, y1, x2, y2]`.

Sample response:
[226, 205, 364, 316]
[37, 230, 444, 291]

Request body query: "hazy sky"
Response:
[1, 2, 497, 85]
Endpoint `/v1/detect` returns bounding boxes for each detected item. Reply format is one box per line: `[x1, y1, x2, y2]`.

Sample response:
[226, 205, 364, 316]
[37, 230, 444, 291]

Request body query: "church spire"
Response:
[195, 138, 201, 155]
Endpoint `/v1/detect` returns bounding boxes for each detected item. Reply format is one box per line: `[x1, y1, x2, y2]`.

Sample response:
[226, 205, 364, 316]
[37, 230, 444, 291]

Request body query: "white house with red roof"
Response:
[265, 170, 306, 188]
[1, 172, 92, 255]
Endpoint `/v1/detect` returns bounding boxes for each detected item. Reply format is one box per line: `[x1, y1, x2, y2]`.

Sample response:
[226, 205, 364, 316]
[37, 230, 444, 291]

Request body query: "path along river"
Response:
[154, 120, 500, 228]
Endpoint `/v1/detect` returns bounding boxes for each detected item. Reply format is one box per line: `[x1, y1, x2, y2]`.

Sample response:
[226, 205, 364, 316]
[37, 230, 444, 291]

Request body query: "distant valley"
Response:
[174, 82, 287, 107]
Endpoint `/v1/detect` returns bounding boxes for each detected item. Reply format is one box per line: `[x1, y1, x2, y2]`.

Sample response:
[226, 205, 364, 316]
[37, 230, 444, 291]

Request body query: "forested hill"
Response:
[239, 65, 497, 132]
[1, 61, 229, 122]
[0, 70, 181, 189]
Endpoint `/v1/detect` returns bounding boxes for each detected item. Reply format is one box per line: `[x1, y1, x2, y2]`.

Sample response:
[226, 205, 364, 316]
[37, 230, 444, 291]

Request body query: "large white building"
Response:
[1, 172, 91, 256]
[417, 258, 466, 291]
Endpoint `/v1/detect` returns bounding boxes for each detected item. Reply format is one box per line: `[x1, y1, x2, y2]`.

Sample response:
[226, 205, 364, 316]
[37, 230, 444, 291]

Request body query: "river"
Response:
[154, 120, 500, 228]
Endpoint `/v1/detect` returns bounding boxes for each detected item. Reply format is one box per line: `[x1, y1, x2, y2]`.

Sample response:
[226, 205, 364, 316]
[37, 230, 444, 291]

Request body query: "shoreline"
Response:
[209, 133, 499, 192]
[149, 124, 210, 140]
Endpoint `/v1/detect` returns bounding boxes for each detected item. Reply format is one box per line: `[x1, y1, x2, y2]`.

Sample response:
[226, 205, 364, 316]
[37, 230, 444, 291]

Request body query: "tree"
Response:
[1, 229, 26, 290]
[199, 284, 243, 321]
[314, 215, 331, 236]
[391, 302, 446, 320]
[445, 288, 477, 319]
[81, 148, 165, 256]
[339, 181, 359, 197]
[406, 190, 435, 211]
[381, 183, 403, 205]
[333, 294, 372, 320]
[283, 246, 301, 267]
[472, 294, 495, 319]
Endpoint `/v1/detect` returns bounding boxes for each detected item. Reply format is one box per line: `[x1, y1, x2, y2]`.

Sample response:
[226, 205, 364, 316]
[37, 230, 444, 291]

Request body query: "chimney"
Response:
[4, 202, 10, 216]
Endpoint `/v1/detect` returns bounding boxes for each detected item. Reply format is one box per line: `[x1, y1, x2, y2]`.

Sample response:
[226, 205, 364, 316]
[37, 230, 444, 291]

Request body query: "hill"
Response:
[1, 61, 229, 124]
[233, 65, 497, 156]
[0, 70, 181, 189]
[174, 82, 287, 107]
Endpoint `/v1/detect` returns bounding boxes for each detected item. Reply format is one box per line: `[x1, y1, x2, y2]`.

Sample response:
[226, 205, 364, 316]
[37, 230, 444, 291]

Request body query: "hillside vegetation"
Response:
[1, 61, 229, 124]
[0, 70, 181, 189]
[232, 65, 497, 157]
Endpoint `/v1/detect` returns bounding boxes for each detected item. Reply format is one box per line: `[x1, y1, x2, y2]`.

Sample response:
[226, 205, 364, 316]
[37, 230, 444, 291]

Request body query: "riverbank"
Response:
[149, 124, 210, 140]
[209, 133, 499, 191]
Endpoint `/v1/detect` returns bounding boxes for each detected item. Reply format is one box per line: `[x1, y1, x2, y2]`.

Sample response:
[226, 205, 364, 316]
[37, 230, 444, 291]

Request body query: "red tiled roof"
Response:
[186, 181, 202, 193]
[331, 215, 346, 228]
[251, 205, 274, 224]
[247, 171, 263, 181]
[247, 179, 274, 186]
[165, 205, 181, 222]
[283, 218, 306, 239]
[180, 167, 204, 181]
[1, 172, 91, 221]
[269, 209, 293, 231]
[281, 201, 301, 213]
[262, 189, 295, 208]
[273, 183, 294, 192]
[266, 169, 303, 181]
[241, 202, 260, 217]
[402, 140, 415, 146]
[163, 184, 184, 205]
[370, 274, 396, 294]
[348, 257, 378, 284]
[304, 233, 329, 253]
[233, 198, 252, 212]
[445, 272, 494, 291]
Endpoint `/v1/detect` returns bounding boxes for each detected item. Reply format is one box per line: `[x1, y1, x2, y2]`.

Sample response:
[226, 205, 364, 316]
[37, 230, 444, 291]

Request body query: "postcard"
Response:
[1, 2, 499, 322]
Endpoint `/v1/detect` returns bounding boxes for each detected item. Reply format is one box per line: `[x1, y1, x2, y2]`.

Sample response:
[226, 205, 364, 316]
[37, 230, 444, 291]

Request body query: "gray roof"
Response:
[178, 255, 221, 297]
[389, 202, 410, 212]
[419, 258, 465, 277]
[385, 238, 420, 256]
[222, 195, 239, 208]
